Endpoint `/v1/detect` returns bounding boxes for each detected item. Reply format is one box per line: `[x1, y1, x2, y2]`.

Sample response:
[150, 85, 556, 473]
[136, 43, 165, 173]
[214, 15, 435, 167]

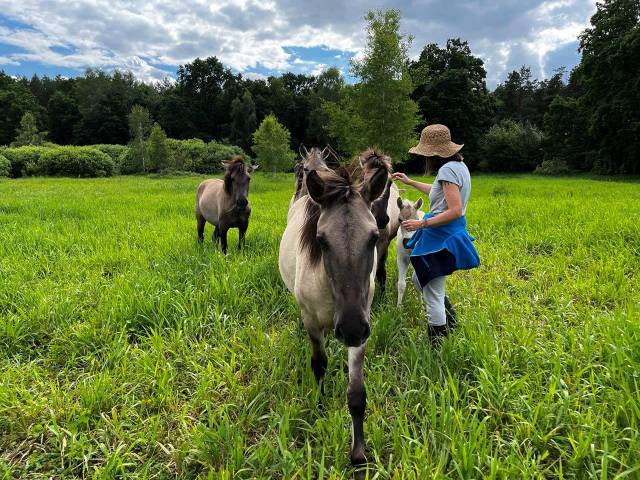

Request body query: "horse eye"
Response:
[317, 235, 328, 248]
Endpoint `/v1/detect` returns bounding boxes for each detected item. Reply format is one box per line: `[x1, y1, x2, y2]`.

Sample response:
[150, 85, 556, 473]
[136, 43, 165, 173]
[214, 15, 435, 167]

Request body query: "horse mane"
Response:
[224, 155, 246, 195]
[300, 167, 356, 266]
[359, 148, 393, 174]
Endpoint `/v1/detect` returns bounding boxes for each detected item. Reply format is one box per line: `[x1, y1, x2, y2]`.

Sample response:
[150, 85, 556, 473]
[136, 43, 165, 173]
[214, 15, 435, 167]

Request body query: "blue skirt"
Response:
[404, 214, 480, 288]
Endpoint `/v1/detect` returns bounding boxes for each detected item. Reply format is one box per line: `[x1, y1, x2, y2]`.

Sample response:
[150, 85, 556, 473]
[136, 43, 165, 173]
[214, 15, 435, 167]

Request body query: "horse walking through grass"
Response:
[278, 164, 388, 466]
[195, 156, 258, 253]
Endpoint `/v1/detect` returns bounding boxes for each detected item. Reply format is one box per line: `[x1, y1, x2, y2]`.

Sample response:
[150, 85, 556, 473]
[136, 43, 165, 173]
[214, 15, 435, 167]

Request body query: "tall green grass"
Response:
[0, 174, 638, 478]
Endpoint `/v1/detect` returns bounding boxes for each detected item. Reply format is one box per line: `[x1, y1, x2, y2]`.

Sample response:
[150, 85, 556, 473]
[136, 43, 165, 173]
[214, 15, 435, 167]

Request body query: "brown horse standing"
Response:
[195, 156, 258, 253]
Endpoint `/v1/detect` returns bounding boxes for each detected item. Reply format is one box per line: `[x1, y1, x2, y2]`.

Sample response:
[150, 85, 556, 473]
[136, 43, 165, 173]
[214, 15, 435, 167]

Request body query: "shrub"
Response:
[93, 144, 129, 174]
[1, 146, 49, 177]
[0, 153, 10, 177]
[479, 120, 543, 172]
[534, 159, 571, 175]
[166, 139, 245, 174]
[29, 146, 115, 177]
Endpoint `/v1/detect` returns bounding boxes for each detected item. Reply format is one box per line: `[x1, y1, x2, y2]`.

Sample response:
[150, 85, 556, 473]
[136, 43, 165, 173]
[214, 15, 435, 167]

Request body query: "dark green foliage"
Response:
[146, 123, 172, 173]
[1, 146, 48, 177]
[541, 96, 589, 171]
[10, 112, 47, 147]
[410, 39, 494, 168]
[479, 120, 543, 172]
[0, 153, 9, 177]
[0, 73, 41, 146]
[573, 0, 640, 174]
[47, 91, 80, 144]
[17, 146, 115, 177]
[230, 90, 257, 152]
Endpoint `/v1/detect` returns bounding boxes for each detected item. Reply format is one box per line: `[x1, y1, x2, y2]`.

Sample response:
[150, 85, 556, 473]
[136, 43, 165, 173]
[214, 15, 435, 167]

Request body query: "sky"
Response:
[0, 0, 597, 89]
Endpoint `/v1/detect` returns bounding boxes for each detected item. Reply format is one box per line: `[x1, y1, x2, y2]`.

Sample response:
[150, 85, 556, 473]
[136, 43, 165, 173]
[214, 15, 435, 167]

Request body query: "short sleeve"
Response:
[437, 164, 462, 187]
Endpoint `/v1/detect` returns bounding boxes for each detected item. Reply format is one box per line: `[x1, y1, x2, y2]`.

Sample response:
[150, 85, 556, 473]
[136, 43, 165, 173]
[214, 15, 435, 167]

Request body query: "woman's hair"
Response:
[426, 152, 463, 175]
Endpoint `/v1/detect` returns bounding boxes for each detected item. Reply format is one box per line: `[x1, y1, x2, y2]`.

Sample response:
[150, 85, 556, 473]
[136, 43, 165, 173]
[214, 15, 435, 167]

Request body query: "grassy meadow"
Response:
[0, 173, 639, 479]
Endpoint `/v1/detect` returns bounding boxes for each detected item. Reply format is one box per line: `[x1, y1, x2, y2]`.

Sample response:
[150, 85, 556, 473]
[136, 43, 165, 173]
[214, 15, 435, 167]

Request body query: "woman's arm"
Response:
[402, 181, 463, 231]
[391, 172, 432, 194]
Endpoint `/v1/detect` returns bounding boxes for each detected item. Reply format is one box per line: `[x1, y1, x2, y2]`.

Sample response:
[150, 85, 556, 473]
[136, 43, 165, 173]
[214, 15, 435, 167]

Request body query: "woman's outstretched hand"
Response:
[402, 219, 426, 232]
[391, 172, 411, 185]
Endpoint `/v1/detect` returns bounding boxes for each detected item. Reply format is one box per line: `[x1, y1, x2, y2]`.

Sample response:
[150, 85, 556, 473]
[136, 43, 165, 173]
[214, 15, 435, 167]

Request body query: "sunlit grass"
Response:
[0, 173, 638, 478]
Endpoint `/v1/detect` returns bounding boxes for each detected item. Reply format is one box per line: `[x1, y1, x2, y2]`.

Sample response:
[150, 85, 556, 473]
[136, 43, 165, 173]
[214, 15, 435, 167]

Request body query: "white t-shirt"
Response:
[428, 161, 471, 215]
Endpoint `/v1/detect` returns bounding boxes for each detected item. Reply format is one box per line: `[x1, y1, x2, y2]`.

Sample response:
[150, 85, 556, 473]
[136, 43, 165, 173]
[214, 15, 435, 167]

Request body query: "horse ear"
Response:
[249, 164, 260, 172]
[360, 167, 387, 205]
[396, 197, 403, 209]
[415, 198, 423, 210]
[306, 170, 325, 204]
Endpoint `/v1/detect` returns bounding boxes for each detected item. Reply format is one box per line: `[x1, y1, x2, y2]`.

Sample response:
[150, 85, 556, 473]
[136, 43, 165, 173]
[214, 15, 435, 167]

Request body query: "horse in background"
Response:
[195, 156, 258, 253]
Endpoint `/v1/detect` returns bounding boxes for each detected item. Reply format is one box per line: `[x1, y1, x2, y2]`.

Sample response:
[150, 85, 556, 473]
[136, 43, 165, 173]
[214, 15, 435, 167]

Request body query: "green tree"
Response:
[410, 38, 494, 168]
[146, 123, 172, 172]
[48, 91, 80, 144]
[252, 114, 295, 173]
[230, 89, 257, 152]
[573, 0, 640, 174]
[11, 112, 47, 147]
[128, 104, 152, 172]
[0, 73, 40, 146]
[326, 9, 419, 161]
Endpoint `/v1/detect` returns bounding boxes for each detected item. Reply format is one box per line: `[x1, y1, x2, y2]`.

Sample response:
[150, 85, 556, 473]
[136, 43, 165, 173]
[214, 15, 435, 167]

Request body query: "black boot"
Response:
[444, 296, 457, 330]
[428, 323, 449, 347]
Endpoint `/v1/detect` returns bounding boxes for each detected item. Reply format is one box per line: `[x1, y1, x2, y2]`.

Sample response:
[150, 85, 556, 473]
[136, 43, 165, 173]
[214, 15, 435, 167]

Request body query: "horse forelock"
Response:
[299, 169, 358, 266]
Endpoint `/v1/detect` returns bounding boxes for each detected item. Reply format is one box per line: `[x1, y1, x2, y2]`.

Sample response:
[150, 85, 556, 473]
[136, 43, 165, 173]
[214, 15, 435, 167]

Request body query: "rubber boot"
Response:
[444, 296, 457, 330]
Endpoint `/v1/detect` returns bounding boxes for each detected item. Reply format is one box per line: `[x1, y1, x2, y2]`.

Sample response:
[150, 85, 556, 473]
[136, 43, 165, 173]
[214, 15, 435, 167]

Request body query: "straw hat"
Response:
[409, 124, 463, 158]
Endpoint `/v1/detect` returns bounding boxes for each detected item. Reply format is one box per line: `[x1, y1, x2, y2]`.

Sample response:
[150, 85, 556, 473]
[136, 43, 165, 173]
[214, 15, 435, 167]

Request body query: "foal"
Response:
[396, 197, 424, 307]
[279, 165, 387, 466]
[195, 156, 258, 253]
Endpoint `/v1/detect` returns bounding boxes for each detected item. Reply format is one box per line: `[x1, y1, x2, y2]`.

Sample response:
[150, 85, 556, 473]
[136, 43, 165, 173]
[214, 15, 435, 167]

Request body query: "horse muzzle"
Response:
[334, 307, 371, 347]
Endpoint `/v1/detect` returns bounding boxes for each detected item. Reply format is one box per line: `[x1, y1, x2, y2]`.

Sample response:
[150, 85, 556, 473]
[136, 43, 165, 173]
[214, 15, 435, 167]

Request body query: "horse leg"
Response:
[196, 213, 206, 242]
[375, 232, 390, 296]
[308, 329, 327, 393]
[212, 225, 219, 245]
[238, 223, 248, 251]
[397, 252, 410, 308]
[348, 345, 367, 466]
[219, 227, 229, 254]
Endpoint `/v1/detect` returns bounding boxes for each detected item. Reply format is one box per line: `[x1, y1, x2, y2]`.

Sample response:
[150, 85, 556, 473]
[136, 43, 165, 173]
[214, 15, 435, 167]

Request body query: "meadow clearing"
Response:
[0, 173, 639, 479]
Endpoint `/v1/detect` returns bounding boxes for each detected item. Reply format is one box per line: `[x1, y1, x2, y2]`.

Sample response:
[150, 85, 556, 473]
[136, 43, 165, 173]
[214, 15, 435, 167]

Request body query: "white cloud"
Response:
[0, 0, 597, 85]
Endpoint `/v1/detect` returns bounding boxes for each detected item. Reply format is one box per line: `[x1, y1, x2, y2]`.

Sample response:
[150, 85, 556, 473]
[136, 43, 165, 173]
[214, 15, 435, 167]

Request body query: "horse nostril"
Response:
[237, 198, 248, 207]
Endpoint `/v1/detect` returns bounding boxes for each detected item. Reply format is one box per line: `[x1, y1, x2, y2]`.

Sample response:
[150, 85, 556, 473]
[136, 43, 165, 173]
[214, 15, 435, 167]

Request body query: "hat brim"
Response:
[409, 141, 463, 158]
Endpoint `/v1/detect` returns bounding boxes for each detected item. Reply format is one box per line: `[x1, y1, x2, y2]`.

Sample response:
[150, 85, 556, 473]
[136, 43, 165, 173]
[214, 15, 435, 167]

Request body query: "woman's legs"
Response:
[423, 276, 447, 326]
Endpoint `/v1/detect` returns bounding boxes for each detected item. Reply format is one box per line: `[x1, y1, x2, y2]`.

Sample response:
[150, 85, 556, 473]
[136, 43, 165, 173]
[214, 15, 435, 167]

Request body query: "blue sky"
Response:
[0, 1, 595, 89]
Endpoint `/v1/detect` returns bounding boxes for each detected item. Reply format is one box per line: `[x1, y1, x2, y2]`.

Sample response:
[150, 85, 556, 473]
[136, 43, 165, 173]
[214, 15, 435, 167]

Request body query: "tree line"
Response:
[1, 0, 638, 175]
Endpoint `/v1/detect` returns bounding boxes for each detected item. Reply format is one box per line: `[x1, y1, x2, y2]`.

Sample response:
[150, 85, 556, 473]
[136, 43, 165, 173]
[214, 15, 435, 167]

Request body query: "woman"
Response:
[392, 124, 480, 345]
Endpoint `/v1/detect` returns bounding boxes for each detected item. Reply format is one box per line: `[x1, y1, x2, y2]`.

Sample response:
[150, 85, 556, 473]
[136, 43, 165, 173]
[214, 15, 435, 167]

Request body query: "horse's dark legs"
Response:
[375, 235, 389, 296]
[347, 345, 367, 466]
[196, 213, 206, 242]
[219, 227, 229, 254]
[308, 330, 327, 392]
[212, 225, 220, 245]
[238, 223, 248, 251]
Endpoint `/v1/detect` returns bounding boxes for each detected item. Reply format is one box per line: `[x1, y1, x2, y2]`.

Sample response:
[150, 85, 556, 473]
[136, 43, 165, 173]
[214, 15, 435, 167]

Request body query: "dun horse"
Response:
[279, 162, 387, 466]
[356, 150, 401, 295]
[291, 146, 332, 206]
[195, 156, 258, 253]
[396, 197, 424, 306]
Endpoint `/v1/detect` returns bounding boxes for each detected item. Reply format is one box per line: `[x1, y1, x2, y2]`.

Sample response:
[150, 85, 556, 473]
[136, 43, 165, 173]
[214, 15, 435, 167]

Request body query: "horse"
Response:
[355, 149, 401, 295]
[396, 197, 424, 307]
[195, 156, 258, 254]
[278, 164, 388, 466]
[291, 146, 332, 207]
